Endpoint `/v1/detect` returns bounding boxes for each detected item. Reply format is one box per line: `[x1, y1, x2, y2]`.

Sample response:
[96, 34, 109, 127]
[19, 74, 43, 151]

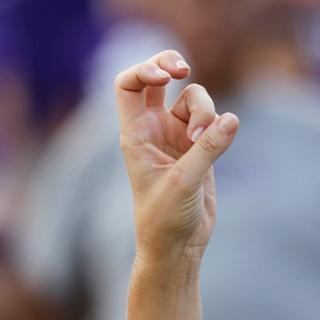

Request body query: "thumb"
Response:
[175, 113, 239, 186]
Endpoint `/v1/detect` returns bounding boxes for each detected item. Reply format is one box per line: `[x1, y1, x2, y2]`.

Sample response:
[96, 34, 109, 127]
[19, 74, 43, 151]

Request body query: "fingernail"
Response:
[155, 69, 170, 78]
[176, 60, 191, 70]
[217, 113, 238, 136]
[191, 127, 205, 142]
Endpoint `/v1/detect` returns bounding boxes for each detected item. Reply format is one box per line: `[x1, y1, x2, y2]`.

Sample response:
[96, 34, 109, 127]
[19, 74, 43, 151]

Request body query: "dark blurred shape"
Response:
[0, 0, 109, 130]
[131, 0, 320, 97]
[0, 1, 118, 319]
[0, 264, 63, 320]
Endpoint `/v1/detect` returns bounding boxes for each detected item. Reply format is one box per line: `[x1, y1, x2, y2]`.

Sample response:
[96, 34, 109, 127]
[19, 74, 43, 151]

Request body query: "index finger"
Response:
[115, 50, 191, 121]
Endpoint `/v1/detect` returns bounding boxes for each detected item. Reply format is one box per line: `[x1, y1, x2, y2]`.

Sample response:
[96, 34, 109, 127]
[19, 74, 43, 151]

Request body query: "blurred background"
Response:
[0, 0, 319, 319]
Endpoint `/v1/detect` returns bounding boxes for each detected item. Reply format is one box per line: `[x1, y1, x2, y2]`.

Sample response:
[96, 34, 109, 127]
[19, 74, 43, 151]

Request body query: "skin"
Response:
[115, 50, 239, 320]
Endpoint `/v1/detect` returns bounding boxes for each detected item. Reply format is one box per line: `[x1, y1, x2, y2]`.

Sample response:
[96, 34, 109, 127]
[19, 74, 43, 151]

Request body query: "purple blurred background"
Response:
[0, 1, 319, 319]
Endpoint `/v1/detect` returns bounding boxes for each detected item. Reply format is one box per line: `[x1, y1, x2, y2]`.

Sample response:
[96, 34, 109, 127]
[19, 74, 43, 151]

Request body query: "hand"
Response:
[115, 50, 239, 320]
[115, 50, 239, 271]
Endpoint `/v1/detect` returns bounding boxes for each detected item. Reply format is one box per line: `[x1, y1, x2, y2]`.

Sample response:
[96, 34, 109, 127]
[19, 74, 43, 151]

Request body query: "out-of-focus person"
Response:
[0, 2, 48, 319]
[0, 0, 34, 258]
[5, 1, 320, 320]
[200, 4, 320, 320]
[8, 0, 186, 320]
[0, 0, 108, 319]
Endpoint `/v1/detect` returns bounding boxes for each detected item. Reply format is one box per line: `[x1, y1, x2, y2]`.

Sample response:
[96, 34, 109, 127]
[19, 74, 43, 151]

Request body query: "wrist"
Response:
[128, 256, 202, 320]
[134, 247, 202, 286]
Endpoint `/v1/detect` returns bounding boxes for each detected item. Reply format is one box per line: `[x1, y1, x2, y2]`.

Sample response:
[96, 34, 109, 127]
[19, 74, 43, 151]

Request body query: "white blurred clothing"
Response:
[202, 72, 320, 320]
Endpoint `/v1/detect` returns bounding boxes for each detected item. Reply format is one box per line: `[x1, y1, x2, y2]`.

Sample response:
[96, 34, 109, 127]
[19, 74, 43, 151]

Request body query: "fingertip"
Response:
[190, 126, 205, 142]
[176, 60, 191, 70]
[172, 59, 191, 79]
[155, 50, 191, 79]
[216, 112, 239, 137]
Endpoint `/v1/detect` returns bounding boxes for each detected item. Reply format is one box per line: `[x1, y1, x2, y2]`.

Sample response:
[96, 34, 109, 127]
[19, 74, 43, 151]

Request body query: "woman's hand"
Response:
[115, 50, 239, 319]
[115, 49, 238, 265]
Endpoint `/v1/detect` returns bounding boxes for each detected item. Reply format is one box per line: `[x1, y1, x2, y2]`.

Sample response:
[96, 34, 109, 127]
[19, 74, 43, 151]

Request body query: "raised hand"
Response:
[115, 50, 239, 319]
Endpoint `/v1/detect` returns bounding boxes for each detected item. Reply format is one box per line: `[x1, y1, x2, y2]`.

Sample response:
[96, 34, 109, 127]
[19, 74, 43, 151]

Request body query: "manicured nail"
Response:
[191, 127, 205, 142]
[217, 113, 238, 136]
[155, 69, 170, 78]
[176, 60, 191, 70]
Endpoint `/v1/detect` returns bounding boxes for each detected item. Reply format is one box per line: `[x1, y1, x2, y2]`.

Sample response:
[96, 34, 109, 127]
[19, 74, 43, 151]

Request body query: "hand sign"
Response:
[115, 50, 239, 268]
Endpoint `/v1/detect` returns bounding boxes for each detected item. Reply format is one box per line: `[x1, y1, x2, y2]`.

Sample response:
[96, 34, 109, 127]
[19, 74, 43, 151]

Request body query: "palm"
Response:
[116, 51, 237, 262]
[133, 108, 192, 160]
[128, 106, 216, 256]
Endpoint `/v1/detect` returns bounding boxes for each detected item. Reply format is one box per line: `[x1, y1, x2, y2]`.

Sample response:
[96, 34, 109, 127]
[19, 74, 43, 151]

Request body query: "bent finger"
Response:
[115, 50, 191, 122]
[171, 84, 216, 142]
[174, 113, 239, 187]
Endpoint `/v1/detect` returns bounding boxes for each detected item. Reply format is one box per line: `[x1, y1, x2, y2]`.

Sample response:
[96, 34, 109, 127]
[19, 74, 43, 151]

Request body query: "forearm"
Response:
[116, 50, 239, 320]
[128, 256, 202, 320]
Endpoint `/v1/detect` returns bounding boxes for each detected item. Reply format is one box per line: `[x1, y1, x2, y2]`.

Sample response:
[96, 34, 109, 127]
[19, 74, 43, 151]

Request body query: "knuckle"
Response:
[140, 62, 156, 76]
[164, 49, 182, 57]
[184, 83, 207, 97]
[184, 84, 207, 103]
[184, 84, 214, 117]
[198, 133, 220, 154]
[186, 83, 205, 92]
